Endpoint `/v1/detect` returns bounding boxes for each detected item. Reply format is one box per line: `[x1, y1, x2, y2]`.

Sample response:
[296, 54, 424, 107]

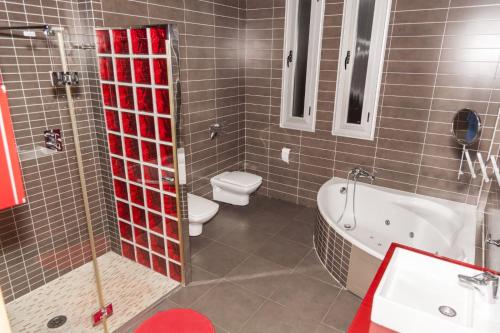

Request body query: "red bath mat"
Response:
[135, 309, 214, 333]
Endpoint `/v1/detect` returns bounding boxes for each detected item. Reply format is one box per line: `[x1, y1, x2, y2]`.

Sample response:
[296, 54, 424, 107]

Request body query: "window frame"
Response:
[332, 0, 392, 140]
[280, 0, 325, 132]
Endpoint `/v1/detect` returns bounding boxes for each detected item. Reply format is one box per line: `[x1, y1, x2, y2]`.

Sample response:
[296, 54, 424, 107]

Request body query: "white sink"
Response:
[372, 248, 500, 333]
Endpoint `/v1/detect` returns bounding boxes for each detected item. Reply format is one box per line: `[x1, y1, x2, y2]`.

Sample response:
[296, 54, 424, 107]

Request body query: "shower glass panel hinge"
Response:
[308, 107, 311, 116]
[50, 71, 79, 86]
[91, 303, 113, 326]
[367, 112, 370, 122]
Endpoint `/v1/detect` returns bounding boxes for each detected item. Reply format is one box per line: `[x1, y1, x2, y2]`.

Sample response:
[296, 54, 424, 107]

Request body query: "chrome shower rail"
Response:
[0, 24, 54, 35]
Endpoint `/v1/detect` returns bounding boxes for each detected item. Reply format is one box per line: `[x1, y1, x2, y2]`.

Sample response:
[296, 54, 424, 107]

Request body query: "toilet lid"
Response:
[188, 194, 219, 221]
[219, 171, 262, 188]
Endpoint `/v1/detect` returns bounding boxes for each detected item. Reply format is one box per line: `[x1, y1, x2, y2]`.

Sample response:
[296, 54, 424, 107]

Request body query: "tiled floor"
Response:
[6, 252, 179, 333]
[117, 196, 361, 333]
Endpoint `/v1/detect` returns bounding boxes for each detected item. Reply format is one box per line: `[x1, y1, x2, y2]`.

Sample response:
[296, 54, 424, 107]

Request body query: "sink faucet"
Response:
[349, 167, 375, 182]
[458, 272, 499, 303]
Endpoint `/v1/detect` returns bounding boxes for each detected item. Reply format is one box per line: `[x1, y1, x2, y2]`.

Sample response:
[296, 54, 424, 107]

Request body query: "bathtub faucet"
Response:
[349, 167, 375, 182]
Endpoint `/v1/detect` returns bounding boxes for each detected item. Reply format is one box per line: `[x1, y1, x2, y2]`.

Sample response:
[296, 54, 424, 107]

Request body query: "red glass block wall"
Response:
[96, 26, 182, 282]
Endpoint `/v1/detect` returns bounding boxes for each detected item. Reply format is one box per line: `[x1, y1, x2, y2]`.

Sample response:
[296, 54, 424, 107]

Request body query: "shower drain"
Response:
[47, 315, 67, 329]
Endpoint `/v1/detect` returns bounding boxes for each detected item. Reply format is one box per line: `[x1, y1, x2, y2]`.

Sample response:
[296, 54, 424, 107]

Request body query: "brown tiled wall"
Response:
[3, 0, 500, 304]
[0, 0, 244, 302]
[244, 0, 500, 207]
[0, 0, 111, 302]
[314, 210, 352, 286]
[97, 0, 246, 198]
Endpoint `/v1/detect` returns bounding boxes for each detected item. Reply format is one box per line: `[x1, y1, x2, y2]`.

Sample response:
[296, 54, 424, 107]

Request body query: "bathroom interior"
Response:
[1, 0, 500, 332]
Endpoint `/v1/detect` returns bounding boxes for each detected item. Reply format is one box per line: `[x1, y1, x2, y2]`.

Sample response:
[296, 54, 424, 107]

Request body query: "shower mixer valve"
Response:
[50, 71, 79, 87]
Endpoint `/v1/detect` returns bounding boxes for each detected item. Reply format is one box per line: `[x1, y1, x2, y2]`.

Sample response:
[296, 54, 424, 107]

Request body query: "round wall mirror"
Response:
[451, 108, 482, 146]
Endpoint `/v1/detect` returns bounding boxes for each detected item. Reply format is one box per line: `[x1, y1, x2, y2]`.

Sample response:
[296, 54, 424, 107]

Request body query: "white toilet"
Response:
[210, 171, 262, 206]
[187, 193, 219, 237]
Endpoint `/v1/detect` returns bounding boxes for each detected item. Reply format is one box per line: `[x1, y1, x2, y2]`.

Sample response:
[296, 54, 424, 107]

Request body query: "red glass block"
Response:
[114, 179, 128, 200]
[119, 86, 134, 110]
[160, 145, 174, 168]
[136, 88, 153, 112]
[150, 234, 165, 256]
[158, 118, 172, 142]
[167, 241, 180, 262]
[131, 28, 148, 54]
[127, 161, 142, 183]
[136, 247, 151, 268]
[155, 89, 170, 114]
[161, 170, 176, 193]
[111, 157, 125, 178]
[148, 212, 163, 234]
[165, 218, 179, 240]
[139, 115, 156, 139]
[147, 189, 161, 212]
[132, 206, 146, 227]
[102, 84, 117, 107]
[116, 200, 130, 221]
[141, 141, 157, 164]
[121, 241, 135, 260]
[163, 195, 177, 216]
[112, 29, 129, 54]
[108, 133, 123, 155]
[153, 59, 168, 85]
[121, 112, 137, 135]
[150, 26, 168, 55]
[129, 184, 144, 205]
[169, 262, 182, 282]
[119, 221, 133, 241]
[134, 227, 149, 248]
[143, 165, 159, 188]
[133, 59, 151, 84]
[115, 58, 132, 83]
[105, 109, 120, 132]
[96, 30, 111, 54]
[99, 57, 114, 81]
[124, 137, 139, 160]
[152, 255, 167, 276]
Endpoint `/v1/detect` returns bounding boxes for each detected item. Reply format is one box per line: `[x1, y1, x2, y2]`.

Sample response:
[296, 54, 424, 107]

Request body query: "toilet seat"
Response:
[188, 194, 219, 224]
[215, 171, 262, 189]
[210, 171, 262, 205]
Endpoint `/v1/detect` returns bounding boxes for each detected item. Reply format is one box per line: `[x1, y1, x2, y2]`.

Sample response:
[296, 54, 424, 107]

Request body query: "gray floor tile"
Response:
[315, 324, 344, 333]
[247, 210, 294, 235]
[322, 290, 361, 331]
[216, 224, 275, 253]
[239, 300, 319, 333]
[190, 235, 213, 256]
[191, 241, 250, 277]
[279, 220, 314, 246]
[114, 298, 180, 332]
[271, 273, 341, 322]
[292, 206, 317, 224]
[254, 235, 310, 268]
[294, 250, 341, 287]
[191, 281, 266, 332]
[225, 255, 292, 298]
[253, 196, 304, 218]
[168, 265, 220, 307]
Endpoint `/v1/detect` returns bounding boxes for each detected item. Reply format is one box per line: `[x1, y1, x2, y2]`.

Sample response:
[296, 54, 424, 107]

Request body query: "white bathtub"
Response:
[317, 177, 477, 264]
